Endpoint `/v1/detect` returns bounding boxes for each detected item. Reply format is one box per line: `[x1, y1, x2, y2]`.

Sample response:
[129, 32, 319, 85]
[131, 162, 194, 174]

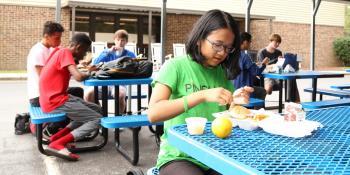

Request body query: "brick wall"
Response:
[166, 14, 200, 56]
[0, 5, 70, 70]
[250, 20, 344, 69]
[0, 6, 344, 70]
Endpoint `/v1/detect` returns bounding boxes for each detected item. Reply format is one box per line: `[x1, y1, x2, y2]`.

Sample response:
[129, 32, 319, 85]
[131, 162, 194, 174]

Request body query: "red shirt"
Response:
[39, 48, 76, 112]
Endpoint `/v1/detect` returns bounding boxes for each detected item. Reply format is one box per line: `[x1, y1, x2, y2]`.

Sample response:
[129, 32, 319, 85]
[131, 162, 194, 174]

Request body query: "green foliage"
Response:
[333, 37, 350, 66]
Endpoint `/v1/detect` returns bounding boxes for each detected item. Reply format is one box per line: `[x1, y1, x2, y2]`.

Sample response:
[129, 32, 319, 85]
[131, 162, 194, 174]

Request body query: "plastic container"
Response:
[237, 119, 259, 131]
[185, 117, 207, 135]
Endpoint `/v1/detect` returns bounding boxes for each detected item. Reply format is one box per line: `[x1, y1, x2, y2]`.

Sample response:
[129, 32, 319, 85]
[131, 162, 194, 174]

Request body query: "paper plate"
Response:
[258, 115, 323, 138]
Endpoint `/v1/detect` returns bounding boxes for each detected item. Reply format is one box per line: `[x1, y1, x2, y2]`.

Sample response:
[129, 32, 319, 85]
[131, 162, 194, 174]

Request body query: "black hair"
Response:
[42, 21, 64, 36]
[240, 32, 252, 44]
[185, 9, 241, 79]
[71, 33, 92, 47]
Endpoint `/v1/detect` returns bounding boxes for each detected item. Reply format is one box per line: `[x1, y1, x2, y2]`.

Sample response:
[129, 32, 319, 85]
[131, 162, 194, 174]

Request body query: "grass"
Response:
[0, 70, 26, 74]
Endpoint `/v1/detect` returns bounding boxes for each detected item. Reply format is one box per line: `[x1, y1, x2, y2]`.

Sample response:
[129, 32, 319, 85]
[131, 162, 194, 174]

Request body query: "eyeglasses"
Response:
[206, 39, 235, 53]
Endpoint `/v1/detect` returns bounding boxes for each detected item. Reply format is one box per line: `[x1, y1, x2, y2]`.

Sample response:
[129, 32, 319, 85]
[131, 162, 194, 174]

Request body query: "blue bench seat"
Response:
[147, 167, 159, 175]
[29, 106, 66, 124]
[302, 99, 350, 109]
[101, 115, 162, 165]
[304, 88, 350, 100]
[29, 105, 66, 155]
[29, 105, 108, 157]
[330, 84, 350, 90]
[101, 115, 162, 128]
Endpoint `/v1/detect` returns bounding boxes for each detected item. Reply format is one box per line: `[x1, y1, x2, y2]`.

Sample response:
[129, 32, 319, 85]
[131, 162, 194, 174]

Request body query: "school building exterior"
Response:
[0, 0, 348, 70]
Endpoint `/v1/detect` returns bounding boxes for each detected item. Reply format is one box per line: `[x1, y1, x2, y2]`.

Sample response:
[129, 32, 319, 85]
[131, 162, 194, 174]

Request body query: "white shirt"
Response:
[26, 42, 51, 99]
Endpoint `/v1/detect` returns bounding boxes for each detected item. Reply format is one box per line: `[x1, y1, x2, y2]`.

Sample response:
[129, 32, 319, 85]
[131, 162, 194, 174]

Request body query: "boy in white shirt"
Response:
[27, 21, 64, 106]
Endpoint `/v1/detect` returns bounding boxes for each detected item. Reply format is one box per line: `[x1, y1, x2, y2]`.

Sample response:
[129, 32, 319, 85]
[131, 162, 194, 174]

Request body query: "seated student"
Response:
[257, 34, 300, 102]
[27, 21, 64, 107]
[26, 21, 85, 137]
[147, 9, 253, 175]
[234, 32, 269, 100]
[39, 33, 101, 161]
[84, 29, 136, 113]
[257, 33, 283, 95]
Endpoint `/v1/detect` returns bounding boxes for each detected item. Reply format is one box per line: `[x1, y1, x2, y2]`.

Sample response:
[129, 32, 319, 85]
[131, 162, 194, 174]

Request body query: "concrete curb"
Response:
[0, 74, 27, 80]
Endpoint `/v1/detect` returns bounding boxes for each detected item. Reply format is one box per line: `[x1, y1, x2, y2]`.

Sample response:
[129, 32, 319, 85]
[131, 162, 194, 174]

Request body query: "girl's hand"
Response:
[202, 87, 233, 106]
[232, 86, 254, 105]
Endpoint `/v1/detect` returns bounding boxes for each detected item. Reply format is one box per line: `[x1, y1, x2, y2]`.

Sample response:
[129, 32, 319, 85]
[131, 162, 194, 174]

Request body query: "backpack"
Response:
[283, 53, 299, 71]
[93, 56, 153, 79]
[14, 113, 31, 135]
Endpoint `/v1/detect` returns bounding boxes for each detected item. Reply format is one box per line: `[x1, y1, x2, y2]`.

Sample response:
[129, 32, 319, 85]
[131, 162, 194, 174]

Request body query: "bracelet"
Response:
[183, 96, 189, 113]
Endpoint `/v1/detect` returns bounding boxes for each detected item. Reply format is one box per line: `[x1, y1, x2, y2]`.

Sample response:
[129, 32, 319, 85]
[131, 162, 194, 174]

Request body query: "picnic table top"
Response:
[168, 106, 350, 175]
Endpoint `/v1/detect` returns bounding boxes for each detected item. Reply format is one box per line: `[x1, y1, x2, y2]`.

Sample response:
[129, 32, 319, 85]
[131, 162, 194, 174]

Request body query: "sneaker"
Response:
[42, 127, 52, 145]
[45, 147, 79, 161]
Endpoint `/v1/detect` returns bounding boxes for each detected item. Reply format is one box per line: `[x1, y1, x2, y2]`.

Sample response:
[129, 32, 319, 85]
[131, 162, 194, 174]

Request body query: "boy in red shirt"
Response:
[39, 33, 101, 161]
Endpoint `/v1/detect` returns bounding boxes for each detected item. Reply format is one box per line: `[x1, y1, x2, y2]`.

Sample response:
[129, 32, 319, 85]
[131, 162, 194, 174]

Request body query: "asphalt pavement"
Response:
[0, 79, 159, 175]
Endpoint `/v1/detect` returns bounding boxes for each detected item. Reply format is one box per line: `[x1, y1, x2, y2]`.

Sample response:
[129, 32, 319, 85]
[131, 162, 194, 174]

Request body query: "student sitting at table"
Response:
[233, 32, 269, 100]
[26, 21, 86, 138]
[39, 33, 101, 161]
[147, 9, 253, 175]
[84, 29, 136, 114]
[257, 33, 283, 95]
[257, 34, 300, 102]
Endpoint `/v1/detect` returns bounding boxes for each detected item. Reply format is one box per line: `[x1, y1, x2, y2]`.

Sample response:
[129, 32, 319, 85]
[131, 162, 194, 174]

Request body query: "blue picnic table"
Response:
[263, 71, 344, 112]
[168, 106, 350, 175]
[330, 83, 350, 90]
[84, 78, 155, 165]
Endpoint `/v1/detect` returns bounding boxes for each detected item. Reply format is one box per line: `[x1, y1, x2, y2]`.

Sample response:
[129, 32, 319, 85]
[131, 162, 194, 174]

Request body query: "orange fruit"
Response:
[211, 117, 233, 138]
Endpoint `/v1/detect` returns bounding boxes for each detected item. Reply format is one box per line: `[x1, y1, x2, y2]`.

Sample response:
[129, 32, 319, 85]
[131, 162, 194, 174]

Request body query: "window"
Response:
[75, 14, 89, 34]
[95, 15, 115, 42]
[119, 17, 138, 43]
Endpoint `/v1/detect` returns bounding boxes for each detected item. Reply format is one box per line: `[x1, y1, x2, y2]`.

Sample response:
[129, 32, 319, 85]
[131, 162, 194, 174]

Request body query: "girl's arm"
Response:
[147, 83, 233, 123]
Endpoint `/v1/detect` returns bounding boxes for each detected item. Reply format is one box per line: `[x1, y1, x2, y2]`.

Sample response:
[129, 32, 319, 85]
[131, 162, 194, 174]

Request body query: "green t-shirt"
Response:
[153, 55, 234, 170]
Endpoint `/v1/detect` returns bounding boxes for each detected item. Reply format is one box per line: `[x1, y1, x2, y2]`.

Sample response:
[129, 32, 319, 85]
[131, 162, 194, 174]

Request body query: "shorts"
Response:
[264, 78, 279, 87]
[93, 86, 127, 99]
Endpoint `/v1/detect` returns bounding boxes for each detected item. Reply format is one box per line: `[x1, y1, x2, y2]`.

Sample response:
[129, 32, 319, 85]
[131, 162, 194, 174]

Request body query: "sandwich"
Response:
[229, 105, 251, 119]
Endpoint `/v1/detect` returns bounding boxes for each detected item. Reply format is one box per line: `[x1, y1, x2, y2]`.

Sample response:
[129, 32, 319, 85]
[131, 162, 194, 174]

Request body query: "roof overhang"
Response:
[66, 1, 274, 20]
[324, 0, 350, 4]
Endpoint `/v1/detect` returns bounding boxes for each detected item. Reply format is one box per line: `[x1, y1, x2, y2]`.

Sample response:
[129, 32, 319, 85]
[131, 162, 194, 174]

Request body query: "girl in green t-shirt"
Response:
[148, 9, 254, 175]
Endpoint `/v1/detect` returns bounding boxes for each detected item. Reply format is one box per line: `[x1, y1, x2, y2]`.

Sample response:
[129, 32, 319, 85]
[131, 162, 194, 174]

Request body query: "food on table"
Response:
[229, 105, 251, 119]
[253, 113, 269, 121]
[237, 119, 259, 131]
[211, 117, 233, 138]
[185, 117, 207, 135]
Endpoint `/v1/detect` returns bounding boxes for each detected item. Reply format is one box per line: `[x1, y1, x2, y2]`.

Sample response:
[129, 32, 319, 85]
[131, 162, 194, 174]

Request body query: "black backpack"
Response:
[93, 56, 153, 79]
[14, 113, 31, 135]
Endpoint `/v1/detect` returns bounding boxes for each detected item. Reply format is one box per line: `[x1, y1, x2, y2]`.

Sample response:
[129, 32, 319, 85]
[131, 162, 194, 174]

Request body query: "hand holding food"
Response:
[262, 57, 270, 66]
[202, 87, 233, 106]
[86, 65, 99, 72]
[232, 86, 254, 105]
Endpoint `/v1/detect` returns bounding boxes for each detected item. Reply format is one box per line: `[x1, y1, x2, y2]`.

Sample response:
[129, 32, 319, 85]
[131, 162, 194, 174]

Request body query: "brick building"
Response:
[0, 0, 347, 70]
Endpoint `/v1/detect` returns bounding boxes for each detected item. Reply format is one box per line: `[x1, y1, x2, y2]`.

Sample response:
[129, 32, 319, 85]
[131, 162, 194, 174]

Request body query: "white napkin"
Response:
[258, 115, 323, 138]
[283, 64, 296, 73]
[276, 57, 285, 67]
